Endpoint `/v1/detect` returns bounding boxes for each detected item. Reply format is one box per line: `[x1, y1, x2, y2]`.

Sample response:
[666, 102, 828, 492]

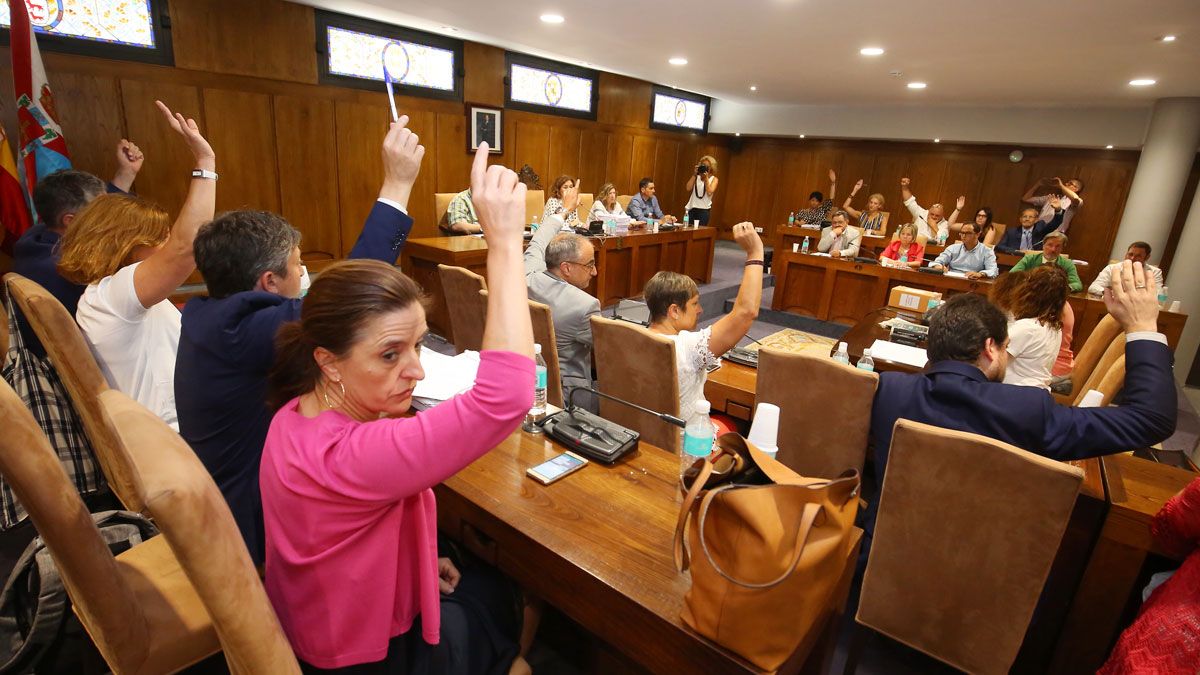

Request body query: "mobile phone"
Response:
[526, 452, 589, 485]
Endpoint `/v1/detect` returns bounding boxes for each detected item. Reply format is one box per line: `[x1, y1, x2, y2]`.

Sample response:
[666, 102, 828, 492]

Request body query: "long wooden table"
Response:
[402, 226, 717, 341]
[771, 251, 1188, 351]
[434, 426, 860, 674]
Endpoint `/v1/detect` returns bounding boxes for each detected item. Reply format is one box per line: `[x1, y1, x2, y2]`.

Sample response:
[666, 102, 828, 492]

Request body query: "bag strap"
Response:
[696, 485, 822, 589]
[674, 448, 732, 573]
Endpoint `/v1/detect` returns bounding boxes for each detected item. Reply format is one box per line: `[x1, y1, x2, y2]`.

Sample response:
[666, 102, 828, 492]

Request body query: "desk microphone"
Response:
[567, 387, 685, 428]
[540, 387, 683, 463]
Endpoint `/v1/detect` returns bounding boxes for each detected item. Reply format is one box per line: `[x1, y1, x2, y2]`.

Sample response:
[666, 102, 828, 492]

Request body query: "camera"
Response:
[696, 164, 709, 176]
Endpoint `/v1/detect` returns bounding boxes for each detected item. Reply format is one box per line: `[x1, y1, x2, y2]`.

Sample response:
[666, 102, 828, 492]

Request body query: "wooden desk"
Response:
[771, 251, 1188, 351]
[434, 428, 859, 674]
[402, 227, 717, 340]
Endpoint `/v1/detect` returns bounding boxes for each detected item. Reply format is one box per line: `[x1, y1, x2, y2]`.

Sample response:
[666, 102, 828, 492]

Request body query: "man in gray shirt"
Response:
[524, 185, 601, 412]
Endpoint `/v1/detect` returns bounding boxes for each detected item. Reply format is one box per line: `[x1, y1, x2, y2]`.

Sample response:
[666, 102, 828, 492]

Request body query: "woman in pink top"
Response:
[260, 143, 535, 673]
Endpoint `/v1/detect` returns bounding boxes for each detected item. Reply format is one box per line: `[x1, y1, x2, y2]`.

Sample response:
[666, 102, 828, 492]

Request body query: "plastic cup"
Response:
[748, 403, 780, 458]
[1169, 300, 1181, 313]
[792, 242, 799, 253]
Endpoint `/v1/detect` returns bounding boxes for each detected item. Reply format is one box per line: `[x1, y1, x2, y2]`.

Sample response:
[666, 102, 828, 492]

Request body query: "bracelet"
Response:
[745, 260, 765, 267]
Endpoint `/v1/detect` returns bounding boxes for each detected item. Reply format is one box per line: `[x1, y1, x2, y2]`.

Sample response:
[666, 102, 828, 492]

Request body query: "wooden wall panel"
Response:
[630, 136, 657, 193]
[435, 112, 471, 193]
[976, 160, 1033, 227]
[1070, 163, 1135, 269]
[49, 72, 126, 183]
[606, 132, 635, 195]
[203, 89, 280, 214]
[463, 42, 505, 107]
[402, 110, 440, 238]
[335, 101, 390, 253]
[940, 158, 989, 221]
[547, 126, 582, 187]
[598, 74, 651, 129]
[578, 129, 610, 196]
[274, 95, 341, 259]
[652, 138, 680, 208]
[119, 80, 203, 215]
[170, 0, 316, 84]
[868, 154, 909, 220]
[839, 151, 877, 208]
[514, 121, 551, 182]
[905, 157, 949, 209]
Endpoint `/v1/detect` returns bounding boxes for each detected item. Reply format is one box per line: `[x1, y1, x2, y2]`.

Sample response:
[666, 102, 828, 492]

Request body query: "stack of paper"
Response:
[413, 350, 481, 405]
[869, 339, 928, 368]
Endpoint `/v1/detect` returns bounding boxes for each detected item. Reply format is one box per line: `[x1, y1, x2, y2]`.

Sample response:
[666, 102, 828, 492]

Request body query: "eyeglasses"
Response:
[567, 259, 597, 270]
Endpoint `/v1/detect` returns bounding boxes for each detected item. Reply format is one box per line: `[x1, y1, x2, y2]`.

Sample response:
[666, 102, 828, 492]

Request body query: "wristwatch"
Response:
[191, 169, 218, 180]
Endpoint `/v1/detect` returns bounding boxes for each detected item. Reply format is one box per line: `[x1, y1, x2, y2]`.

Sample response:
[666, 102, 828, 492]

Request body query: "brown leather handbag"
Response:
[673, 433, 860, 671]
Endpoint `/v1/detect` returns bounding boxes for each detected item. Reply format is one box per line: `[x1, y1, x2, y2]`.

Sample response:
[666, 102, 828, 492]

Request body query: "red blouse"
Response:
[880, 240, 924, 263]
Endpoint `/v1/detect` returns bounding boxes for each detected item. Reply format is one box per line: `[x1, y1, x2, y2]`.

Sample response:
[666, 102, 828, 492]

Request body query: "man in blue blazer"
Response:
[174, 116, 424, 563]
[996, 202, 1064, 253]
[865, 260, 1176, 552]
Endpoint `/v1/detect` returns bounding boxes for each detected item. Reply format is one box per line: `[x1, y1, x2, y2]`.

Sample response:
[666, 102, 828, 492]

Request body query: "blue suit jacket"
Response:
[997, 209, 1064, 252]
[174, 201, 412, 563]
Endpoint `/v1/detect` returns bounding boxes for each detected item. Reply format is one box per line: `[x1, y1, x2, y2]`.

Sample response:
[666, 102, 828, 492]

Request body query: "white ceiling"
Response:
[295, 0, 1200, 107]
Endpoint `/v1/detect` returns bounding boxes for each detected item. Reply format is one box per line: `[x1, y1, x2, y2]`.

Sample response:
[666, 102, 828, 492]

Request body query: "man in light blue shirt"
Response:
[626, 177, 677, 223]
[930, 222, 998, 279]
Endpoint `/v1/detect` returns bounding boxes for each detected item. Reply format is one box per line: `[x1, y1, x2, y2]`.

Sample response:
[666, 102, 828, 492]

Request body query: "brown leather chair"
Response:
[0, 379, 220, 674]
[853, 420, 1083, 675]
[525, 189, 545, 225]
[3, 273, 142, 511]
[480, 289, 563, 408]
[1073, 333, 1125, 405]
[755, 348, 878, 478]
[434, 192, 456, 231]
[98, 390, 300, 674]
[1086, 354, 1126, 407]
[1066, 313, 1121, 402]
[0, 299, 8, 368]
[590, 315, 680, 453]
[437, 265, 487, 353]
[616, 194, 633, 212]
[990, 223, 1008, 245]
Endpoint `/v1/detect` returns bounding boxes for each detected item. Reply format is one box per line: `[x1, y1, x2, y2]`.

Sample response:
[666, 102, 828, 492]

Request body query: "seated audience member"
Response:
[1090, 241, 1164, 296]
[174, 118, 422, 563]
[1100, 477, 1200, 674]
[645, 222, 763, 428]
[627, 177, 676, 223]
[524, 184, 601, 413]
[444, 188, 481, 235]
[1010, 231, 1082, 291]
[866, 264, 1176, 551]
[543, 175, 580, 226]
[901, 176, 960, 242]
[590, 182, 637, 224]
[930, 222, 998, 278]
[261, 145, 534, 673]
[950, 202, 999, 247]
[57, 102, 214, 430]
[1002, 267, 1068, 390]
[1023, 176, 1084, 233]
[878, 223, 923, 268]
[997, 199, 1064, 252]
[842, 179, 886, 234]
[817, 210, 861, 258]
[796, 169, 837, 225]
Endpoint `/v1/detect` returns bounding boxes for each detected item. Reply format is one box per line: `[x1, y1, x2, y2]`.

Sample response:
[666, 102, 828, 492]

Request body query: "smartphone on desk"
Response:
[526, 452, 589, 485]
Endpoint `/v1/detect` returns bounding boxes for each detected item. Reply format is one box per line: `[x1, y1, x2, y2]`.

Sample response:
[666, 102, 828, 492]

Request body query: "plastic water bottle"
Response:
[531, 216, 540, 231]
[523, 344, 548, 434]
[899, 250, 908, 263]
[788, 211, 795, 226]
[1158, 286, 1169, 308]
[938, 229, 948, 245]
[801, 236, 811, 254]
[681, 400, 715, 485]
[832, 341, 850, 365]
[857, 348, 875, 372]
[683, 212, 691, 227]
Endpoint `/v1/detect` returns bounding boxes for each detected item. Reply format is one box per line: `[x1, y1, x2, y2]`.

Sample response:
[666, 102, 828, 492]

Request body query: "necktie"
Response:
[1021, 228, 1032, 250]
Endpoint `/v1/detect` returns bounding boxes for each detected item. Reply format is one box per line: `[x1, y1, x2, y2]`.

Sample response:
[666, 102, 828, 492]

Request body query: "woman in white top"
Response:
[57, 101, 216, 429]
[589, 182, 642, 225]
[543, 175, 580, 226]
[683, 155, 718, 226]
[645, 222, 763, 428]
[999, 266, 1068, 390]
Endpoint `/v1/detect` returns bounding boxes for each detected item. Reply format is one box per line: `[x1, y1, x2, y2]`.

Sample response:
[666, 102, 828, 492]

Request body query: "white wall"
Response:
[709, 102, 1153, 149]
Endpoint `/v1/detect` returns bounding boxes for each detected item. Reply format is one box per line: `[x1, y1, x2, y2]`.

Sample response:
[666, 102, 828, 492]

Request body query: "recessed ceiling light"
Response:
[799, 134, 806, 139]
[1159, 35, 1176, 42]
[860, 47, 885, 56]
[907, 82, 927, 89]
[750, 85, 757, 91]
[1106, 144, 1114, 149]
[539, 13, 564, 24]
[668, 57, 688, 66]
[933, 138, 941, 143]
[735, 132, 741, 137]
[1129, 78, 1156, 86]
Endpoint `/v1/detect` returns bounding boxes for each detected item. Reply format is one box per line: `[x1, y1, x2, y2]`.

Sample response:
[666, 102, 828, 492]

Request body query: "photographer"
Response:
[684, 155, 718, 225]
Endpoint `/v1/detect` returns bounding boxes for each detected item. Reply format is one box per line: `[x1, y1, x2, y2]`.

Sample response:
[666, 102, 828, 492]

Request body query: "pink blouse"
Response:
[260, 350, 534, 668]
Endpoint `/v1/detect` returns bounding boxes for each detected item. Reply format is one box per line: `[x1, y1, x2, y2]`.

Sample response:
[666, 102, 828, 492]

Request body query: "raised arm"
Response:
[900, 177, 913, 204]
[131, 101, 215, 309]
[947, 195, 965, 232]
[828, 169, 837, 203]
[348, 116, 422, 261]
[110, 139, 144, 193]
[843, 179, 864, 219]
[471, 144, 533, 357]
[708, 223, 763, 357]
[1054, 177, 1084, 205]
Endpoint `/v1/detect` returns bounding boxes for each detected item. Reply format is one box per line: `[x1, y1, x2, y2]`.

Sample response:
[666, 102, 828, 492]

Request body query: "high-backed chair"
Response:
[0, 379, 220, 673]
[1085, 355, 1126, 407]
[990, 223, 1008, 245]
[891, 226, 927, 246]
[481, 290, 563, 408]
[1073, 333, 1125, 405]
[1065, 313, 1121, 401]
[755, 348, 878, 478]
[616, 194, 633, 212]
[98, 390, 300, 674]
[4, 273, 142, 511]
[437, 265, 487, 353]
[853, 420, 1083, 675]
[576, 193, 593, 221]
[590, 316, 680, 453]
[864, 211, 891, 237]
[525, 189, 545, 225]
[434, 192, 456, 230]
[0, 300, 8, 368]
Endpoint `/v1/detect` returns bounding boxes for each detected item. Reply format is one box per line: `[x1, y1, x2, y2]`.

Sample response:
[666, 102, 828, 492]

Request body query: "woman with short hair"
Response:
[543, 175, 579, 225]
[878, 223, 923, 268]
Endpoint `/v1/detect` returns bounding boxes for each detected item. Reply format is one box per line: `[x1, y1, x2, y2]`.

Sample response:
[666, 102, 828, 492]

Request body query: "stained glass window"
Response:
[326, 26, 455, 91]
[649, 86, 710, 134]
[509, 63, 592, 112]
[0, 0, 155, 47]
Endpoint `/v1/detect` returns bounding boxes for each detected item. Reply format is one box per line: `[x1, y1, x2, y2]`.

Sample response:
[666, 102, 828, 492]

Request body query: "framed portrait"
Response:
[468, 105, 502, 153]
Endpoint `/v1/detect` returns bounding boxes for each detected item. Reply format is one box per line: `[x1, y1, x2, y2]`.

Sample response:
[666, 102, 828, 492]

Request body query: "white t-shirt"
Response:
[1002, 317, 1062, 390]
[667, 327, 719, 427]
[685, 178, 713, 210]
[75, 262, 182, 429]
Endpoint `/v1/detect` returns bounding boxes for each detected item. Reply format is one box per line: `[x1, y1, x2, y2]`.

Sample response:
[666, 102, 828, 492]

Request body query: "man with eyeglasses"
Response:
[524, 182, 601, 412]
[929, 222, 998, 279]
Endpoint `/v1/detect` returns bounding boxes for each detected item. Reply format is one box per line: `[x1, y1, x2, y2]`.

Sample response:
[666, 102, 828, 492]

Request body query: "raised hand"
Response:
[1049, 194, 1063, 210]
[561, 181, 581, 214]
[470, 143, 526, 245]
[379, 115, 425, 208]
[1104, 260, 1160, 334]
[828, 168, 837, 183]
[853, 179, 864, 193]
[900, 177, 911, 187]
[731, 222, 764, 259]
[155, 100, 214, 169]
[956, 195, 966, 210]
[112, 139, 144, 192]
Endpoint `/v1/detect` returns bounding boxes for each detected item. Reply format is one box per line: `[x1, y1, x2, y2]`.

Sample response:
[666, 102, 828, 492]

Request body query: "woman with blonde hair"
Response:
[684, 155, 718, 225]
[589, 182, 637, 224]
[878, 223, 923, 268]
[57, 101, 215, 429]
[542, 175, 579, 226]
[843, 179, 887, 234]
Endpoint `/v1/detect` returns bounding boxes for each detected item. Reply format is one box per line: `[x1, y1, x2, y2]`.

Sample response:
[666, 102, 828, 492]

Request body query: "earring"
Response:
[322, 379, 347, 409]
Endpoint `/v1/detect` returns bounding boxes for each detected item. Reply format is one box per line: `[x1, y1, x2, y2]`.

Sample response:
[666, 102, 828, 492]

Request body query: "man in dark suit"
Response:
[865, 260, 1176, 550]
[997, 202, 1064, 253]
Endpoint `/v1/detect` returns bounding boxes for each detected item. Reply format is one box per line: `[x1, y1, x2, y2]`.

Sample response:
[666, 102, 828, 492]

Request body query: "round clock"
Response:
[1008, 150, 1024, 163]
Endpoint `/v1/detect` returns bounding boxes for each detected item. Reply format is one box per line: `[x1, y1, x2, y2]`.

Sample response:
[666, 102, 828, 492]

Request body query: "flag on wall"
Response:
[0, 121, 33, 254]
[9, 0, 72, 202]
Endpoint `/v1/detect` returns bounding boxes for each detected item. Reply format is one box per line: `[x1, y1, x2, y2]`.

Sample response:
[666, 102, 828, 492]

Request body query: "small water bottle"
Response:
[937, 229, 948, 245]
[647, 216, 655, 232]
[523, 344, 548, 434]
[1158, 286, 1169, 308]
[788, 211, 795, 226]
[899, 250, 908, 263]
[531, 215, 540, 231]
[605, 218, 615, 235]
[832, 341, 850, 365]
[681, 400, 715, 486]
[683, 212, 691, 227]
[801, 236, 811, 254]
[857, 348, 875, 372]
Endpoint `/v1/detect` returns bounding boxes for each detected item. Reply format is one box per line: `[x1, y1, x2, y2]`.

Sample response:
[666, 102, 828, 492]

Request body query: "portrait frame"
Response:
[468, 104, 502, 154]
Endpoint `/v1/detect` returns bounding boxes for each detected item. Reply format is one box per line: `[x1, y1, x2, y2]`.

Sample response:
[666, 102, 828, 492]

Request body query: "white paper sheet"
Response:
[412, 349, 481, 401]
[869, 339, 929, 368]
[943, 270, 968, 279]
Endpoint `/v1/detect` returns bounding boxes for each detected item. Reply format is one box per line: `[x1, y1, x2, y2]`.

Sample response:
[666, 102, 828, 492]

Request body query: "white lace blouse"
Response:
[667, 327, 719, 427]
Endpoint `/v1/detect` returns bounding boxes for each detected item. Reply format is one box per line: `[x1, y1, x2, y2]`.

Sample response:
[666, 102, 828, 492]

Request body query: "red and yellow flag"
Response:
[0, 122, 33, 254]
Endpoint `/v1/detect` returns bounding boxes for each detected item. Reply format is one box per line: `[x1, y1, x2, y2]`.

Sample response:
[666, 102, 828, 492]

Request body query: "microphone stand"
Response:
[564, 387, 685, 428]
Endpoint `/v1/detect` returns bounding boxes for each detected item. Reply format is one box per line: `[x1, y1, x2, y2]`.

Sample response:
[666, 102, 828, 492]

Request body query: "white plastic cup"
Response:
[792, 242, 800, 253]
[748, 403, 780, 459]
[1078, 390, 1105, 408]
[1169, 300, 1181, 313]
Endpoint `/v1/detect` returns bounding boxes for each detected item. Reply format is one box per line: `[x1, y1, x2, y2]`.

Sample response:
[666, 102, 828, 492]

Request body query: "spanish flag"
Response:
[0, 121, 32, 255]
